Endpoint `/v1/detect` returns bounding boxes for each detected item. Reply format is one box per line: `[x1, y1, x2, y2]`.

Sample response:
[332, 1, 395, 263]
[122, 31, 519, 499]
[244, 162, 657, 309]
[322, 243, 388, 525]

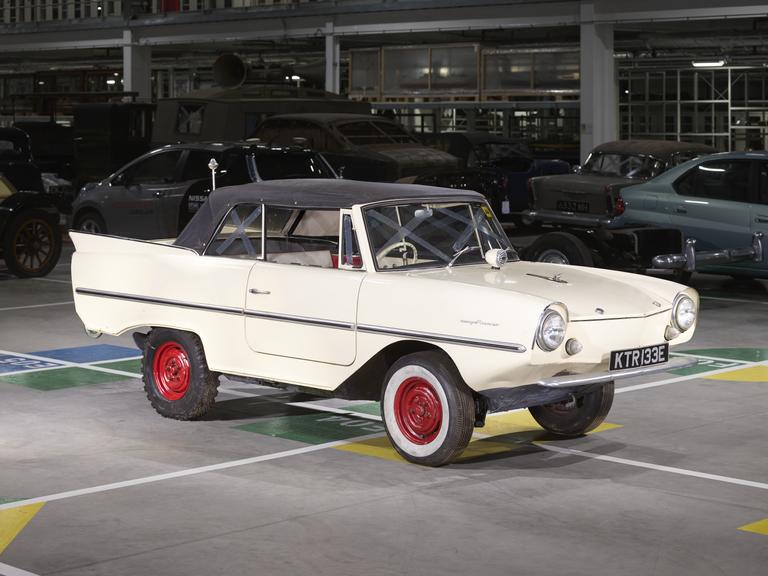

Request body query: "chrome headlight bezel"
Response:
[536, 308, 567, 351]
[671, 293, 697, 332]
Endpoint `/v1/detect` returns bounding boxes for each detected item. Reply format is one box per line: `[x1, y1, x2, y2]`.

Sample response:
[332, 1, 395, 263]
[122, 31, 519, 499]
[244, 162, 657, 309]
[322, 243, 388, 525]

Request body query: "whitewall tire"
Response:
[381, 351, 474, 467]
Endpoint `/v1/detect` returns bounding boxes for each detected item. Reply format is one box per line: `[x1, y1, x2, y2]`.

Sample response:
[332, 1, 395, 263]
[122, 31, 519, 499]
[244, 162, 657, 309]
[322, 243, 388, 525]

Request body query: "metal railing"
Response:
[0, 0, 320, 24]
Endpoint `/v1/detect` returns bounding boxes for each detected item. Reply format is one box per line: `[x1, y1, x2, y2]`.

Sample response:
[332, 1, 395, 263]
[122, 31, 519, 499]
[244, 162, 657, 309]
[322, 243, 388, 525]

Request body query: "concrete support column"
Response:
[579, 2, 616, 164]
[123, 29, 152, 102]
[325, 22, 340, 94]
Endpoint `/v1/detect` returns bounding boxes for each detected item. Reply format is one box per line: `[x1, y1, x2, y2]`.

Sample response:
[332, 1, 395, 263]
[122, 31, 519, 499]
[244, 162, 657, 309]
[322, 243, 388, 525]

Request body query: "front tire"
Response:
[74, 210, 107, 235]
[381, 351, 474, 467]
[142, 329, 219, 420]
[529, 381, 614, 437]
[2, 211, 62, 278]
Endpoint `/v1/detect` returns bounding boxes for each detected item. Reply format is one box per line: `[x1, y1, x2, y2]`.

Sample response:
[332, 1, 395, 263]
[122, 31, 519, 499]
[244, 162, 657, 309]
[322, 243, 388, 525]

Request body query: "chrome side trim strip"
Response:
[75, 288, 243, 316]
[536, 356, 696, 388]
[357, 324, 527, 353]
[244, 309, 354, 330]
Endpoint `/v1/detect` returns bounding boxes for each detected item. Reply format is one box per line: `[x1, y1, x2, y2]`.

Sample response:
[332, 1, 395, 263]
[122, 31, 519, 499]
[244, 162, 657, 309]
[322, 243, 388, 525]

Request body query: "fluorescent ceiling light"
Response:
[692, 59, 725, 68]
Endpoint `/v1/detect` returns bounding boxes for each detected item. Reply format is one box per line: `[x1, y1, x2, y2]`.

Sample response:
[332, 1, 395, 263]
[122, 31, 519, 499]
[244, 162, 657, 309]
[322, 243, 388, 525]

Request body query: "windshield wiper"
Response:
[446, 245, 481, 269]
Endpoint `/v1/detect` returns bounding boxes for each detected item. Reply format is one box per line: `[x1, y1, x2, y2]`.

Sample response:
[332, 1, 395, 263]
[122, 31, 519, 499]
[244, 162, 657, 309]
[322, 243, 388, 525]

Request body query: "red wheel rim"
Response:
[152, 341, 190, 401]
[393, 376, 443, 444]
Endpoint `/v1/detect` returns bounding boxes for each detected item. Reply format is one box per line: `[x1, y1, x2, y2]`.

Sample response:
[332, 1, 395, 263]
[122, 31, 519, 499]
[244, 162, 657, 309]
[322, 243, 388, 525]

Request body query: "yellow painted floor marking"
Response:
[705, 366, 768, 382]
[334, 410, 621, 463]
[0, 502, 45, 554]
[738, 518, 768, 536]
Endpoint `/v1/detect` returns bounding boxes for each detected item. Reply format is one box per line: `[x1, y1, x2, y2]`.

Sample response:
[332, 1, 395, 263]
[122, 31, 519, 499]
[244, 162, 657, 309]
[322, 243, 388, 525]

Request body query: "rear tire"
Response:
[529, 381, 614, 437]
[381, 351, 474, 467]
[142, 329, 219, 420]
[526, 231, 594, 266]
[2, 211, 62, 278]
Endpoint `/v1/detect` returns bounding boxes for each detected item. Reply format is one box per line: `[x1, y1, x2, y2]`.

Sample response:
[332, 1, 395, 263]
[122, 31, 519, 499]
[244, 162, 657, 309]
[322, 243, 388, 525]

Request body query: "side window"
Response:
[129, 151, 183, 185]
[207, 204, 263, 258]
[181, 150, 220, 181]
[759, 163, 768, 205]
[175, 104, 205, 135]
[264, 207, 340, 268]
[675, 160, 751, 203]
[340, 213, 364, 269]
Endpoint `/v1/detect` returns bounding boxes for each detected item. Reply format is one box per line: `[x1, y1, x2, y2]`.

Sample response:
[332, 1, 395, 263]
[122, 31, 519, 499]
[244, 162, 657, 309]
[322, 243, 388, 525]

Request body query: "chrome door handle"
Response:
[249, 288, 271, 295]
[675, 206, 687, 214]
[756, 216, 768, 223]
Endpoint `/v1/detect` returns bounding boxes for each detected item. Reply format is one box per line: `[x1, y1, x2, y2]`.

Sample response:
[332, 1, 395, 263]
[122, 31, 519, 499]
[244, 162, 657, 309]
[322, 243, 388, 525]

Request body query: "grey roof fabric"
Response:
[591, 140, 715, 158]
[174, 178, 484, 252]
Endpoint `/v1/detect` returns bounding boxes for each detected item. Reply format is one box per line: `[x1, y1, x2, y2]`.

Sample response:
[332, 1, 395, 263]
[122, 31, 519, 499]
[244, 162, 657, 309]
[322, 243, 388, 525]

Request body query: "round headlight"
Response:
[537, 309, 567, 351]
[672, 294, 696, 332]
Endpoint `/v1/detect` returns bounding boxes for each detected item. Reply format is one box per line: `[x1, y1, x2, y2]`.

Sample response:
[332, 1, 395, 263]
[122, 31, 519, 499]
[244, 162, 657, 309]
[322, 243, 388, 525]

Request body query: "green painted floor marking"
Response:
[94, 358, 141, 375]
[345, 402, 381, 416]
[681, 347, 768, 362]
[235, 412, 385, 445]
[0, 367, 133, 391]
[0, 498, 24, 505]
[668, 347, 768, 376]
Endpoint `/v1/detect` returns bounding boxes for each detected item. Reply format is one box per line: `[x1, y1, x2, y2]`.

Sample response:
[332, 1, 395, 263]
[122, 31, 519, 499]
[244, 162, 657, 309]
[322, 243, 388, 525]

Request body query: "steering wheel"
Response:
[376, 241, 419, 265]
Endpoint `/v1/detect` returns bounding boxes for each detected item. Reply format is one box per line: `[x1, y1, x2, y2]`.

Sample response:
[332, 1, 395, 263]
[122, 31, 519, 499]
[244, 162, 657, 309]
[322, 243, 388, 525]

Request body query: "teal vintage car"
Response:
[618, 151, 767, 279]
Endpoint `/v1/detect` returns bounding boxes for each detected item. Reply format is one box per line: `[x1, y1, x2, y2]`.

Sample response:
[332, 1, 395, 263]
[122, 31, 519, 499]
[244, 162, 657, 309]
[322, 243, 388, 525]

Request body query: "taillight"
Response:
[614, 194, 626, 216]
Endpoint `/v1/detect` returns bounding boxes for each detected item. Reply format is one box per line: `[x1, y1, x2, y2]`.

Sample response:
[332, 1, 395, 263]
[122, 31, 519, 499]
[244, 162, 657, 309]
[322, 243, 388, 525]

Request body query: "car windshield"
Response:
[337, 121, 418, 145]
[0, 137, 26, 159]
[254, 153, 334, 180]
[365, 201, 516, 270]
[582, 152, 663, 179]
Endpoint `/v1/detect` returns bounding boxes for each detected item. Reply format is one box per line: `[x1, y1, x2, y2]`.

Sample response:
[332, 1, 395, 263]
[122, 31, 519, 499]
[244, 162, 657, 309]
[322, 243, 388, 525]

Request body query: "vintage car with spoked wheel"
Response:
[0, 128, 62, 278]
[71, 179, 698, 466]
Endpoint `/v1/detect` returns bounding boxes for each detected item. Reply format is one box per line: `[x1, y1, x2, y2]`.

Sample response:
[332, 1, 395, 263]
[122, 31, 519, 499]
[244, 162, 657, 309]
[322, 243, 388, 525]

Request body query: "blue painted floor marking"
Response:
[0, 354, 63, 374]
[30, 344, 140, 363]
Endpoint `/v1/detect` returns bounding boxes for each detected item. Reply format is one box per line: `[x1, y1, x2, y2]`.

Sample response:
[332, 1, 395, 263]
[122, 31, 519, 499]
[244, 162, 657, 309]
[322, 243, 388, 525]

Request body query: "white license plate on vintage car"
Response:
[610, 343, 669, 371]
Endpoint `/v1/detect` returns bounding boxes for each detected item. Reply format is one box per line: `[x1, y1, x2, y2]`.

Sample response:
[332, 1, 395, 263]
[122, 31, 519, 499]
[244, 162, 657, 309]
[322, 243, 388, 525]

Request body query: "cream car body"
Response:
[71, 179, 698, 466]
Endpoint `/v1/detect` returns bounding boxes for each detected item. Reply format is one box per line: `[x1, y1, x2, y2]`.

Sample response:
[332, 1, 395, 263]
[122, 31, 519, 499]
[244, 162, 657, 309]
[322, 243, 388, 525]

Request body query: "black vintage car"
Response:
[0, 128, 62, 277]
[252, 113, 459, 182]
[417, 131, 570, 223]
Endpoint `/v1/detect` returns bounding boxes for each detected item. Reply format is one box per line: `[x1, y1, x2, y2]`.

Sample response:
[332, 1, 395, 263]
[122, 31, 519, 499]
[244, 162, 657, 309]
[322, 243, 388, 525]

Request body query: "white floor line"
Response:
[0, 562, 40, 576]
[700, 295, 768, 306]
[671, 351, 750, 364]
[0, 355, 142, 379]
[616, 359, 768, 394]
[0, 349, 140, 379]
[535, 443, 768, 491]
[0, 433, 384, 512]
[0, 301, 73, 312]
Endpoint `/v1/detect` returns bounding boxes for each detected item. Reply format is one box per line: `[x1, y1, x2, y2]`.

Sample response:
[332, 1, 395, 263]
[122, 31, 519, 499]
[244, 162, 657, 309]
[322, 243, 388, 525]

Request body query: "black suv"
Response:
[0, 127, 62, 278]
[72, 142, 337, 240]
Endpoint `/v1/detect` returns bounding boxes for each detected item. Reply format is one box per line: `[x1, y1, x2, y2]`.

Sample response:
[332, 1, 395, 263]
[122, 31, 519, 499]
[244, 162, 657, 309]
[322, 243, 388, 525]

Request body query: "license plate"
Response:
[556, 199, 590, 213]
[610, 343, 668, 371]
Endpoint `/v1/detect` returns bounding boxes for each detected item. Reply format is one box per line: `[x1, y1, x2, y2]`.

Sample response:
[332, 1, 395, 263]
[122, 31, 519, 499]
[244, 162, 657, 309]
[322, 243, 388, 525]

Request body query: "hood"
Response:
[362, 144, 460, 178]
[404, 261, 677, 321]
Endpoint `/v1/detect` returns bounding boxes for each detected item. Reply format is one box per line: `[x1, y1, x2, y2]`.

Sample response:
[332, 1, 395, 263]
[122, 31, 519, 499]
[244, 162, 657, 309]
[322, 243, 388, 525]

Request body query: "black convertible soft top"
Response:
[174, 178, 484, 252]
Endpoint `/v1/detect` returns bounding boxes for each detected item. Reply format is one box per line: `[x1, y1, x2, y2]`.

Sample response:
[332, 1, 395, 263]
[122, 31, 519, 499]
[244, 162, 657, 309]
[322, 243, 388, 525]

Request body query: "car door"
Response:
[106, 150, 184, 239]
[662, 158, 753, 252]
[244, 206, 365, 366]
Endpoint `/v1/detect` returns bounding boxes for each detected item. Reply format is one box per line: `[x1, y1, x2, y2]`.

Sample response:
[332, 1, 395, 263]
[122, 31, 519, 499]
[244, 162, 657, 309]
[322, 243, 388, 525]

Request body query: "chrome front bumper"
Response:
[480, 356, 696, 413]
[653, 232, 764, 272]
[536, 355, 696, 388]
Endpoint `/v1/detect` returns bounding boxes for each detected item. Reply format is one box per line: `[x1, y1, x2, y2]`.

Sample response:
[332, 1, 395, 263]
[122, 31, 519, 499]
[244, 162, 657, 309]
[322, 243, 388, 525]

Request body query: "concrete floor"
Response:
[1, 241, 767, 576]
